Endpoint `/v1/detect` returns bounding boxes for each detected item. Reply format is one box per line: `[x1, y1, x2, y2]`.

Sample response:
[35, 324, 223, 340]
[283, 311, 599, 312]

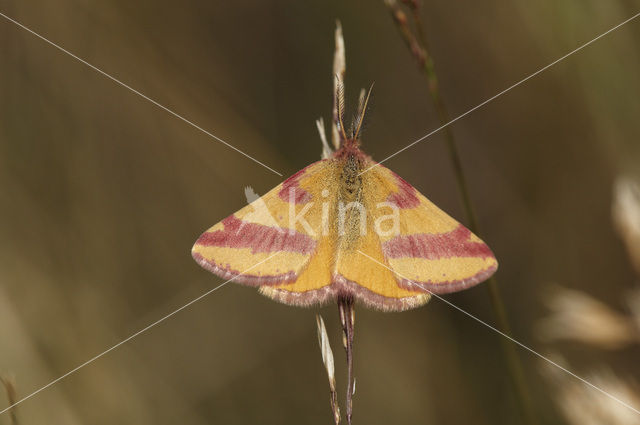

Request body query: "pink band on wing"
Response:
[278, 167, 312, 204]
[386, 172, 420, 209]
[196, 215, 316, 254]
[382, 225, 494, 260]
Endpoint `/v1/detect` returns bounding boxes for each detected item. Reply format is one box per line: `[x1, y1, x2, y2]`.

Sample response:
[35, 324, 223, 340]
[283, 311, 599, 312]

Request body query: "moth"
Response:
[191, 89, 498, 312]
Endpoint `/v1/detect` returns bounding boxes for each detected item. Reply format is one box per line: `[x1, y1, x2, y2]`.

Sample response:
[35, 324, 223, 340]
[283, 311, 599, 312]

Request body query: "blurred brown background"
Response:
[1, 1, 640, 424]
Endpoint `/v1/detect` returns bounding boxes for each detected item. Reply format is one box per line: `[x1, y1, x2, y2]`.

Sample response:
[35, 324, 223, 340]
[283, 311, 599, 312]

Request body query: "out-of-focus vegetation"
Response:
[1, 1, 639, 424]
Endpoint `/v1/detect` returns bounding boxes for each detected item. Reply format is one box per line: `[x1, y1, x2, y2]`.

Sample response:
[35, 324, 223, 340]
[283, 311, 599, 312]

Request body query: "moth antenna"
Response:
[352, 88, 367, 138]
[353, 83, 374, 140]
[355, 88, 366, 117]
[349, 113, 357, 140]
[335, 76, 348, 143]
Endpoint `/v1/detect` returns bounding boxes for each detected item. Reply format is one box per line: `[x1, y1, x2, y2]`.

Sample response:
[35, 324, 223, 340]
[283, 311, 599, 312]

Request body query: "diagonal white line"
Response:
[0, 11, 283, 177]
[356, 249, 640, 416]
[0, 252, 281, 416]
[360, 11, 640, 175]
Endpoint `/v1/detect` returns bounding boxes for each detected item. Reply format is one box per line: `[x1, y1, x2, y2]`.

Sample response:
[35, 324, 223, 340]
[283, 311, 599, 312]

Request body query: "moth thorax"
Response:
[339, 155, 363, 201]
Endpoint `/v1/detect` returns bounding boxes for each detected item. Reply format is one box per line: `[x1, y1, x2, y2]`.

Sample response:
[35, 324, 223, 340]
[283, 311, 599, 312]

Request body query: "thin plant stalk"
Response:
[385, 1, 537, 424]
[332, 21, 347, 151]
[316, 314, 341, 425]
[338, 296, 356, 425]
[1, 376, 18, 425]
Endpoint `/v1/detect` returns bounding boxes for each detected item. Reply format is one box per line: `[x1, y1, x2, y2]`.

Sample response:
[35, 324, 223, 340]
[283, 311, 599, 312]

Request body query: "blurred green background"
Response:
[1, 1, 639, 424]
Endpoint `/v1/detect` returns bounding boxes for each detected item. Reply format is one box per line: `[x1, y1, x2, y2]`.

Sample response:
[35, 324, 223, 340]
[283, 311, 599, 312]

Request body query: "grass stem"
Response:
[385, 1, 538, 424]
[338, 297, 356, 425]
[1, 376, 18, 425]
